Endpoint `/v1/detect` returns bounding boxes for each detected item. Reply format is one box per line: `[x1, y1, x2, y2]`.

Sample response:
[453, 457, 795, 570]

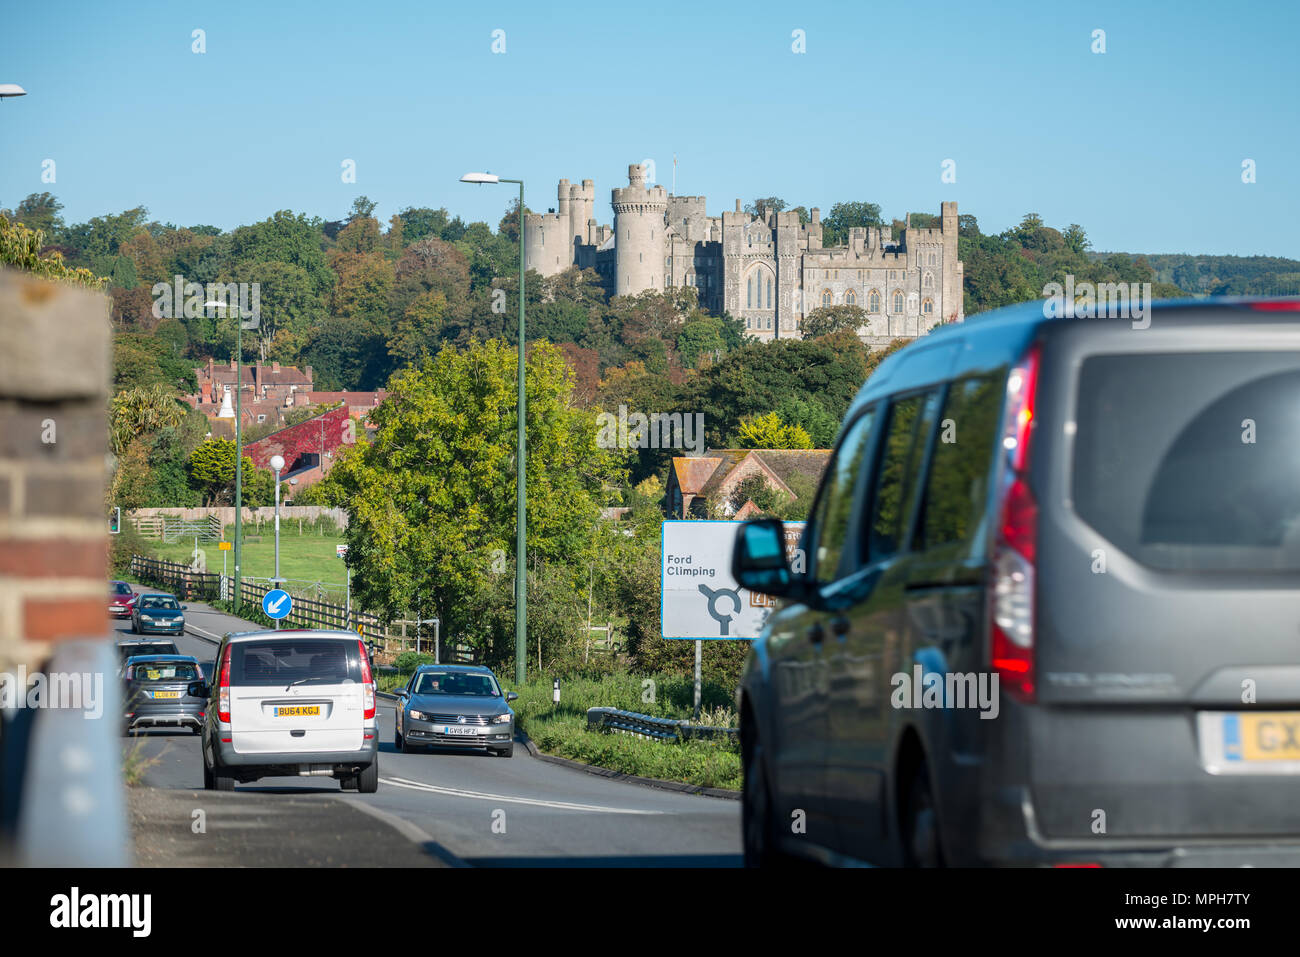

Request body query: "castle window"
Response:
[767, 277, 773, 309]
[922, 298, 934, 315]
[929, 252, 937, 265]
[923, 272, 934, 289]
[868, 289, 881, 312]
[890, 270, 897, 280]
[845, 289, 857, 306]
[893, 290, 904, 313]
[747, 276, 753, 308]
[822, 289, 833, 307]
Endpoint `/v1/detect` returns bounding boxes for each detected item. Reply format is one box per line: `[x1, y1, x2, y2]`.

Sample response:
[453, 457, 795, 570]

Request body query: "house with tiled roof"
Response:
[665, 448, 831, 519]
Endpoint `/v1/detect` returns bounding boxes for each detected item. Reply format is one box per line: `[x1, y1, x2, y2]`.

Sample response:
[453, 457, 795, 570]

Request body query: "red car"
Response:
[109, 581, 139, 619]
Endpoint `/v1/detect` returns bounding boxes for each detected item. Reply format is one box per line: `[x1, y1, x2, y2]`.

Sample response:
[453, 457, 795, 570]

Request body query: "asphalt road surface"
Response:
[117, 590, 742, 867]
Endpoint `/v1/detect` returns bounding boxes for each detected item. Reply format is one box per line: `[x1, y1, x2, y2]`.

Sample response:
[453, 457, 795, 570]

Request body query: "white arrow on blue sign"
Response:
[262, 589, 292, 620]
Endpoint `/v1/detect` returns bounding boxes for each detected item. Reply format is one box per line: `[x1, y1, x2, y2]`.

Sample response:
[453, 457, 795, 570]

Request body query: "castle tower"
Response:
[524, 179, 582, 277]
[941, 201, 961, 321]
[611, 163, 667, 297]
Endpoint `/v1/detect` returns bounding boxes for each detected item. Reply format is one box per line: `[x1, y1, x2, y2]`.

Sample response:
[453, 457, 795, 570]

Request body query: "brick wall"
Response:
[0, 267, 111, 671]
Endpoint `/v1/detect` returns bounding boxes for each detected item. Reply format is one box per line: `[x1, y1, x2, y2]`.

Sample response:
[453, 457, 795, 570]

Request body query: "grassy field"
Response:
[147, 528, 348, 587]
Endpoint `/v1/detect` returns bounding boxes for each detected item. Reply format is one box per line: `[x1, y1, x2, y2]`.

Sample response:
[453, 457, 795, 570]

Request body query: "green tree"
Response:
[732, 412, 813, 450]
[801, 304, 866, 338]
[822, 201, 884, 246]
[186, 438, 273, 506]
[327, 339, 623, 659]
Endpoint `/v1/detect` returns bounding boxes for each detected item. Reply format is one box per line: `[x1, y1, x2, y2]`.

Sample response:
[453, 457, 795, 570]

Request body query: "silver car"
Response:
[394, 665, 517, 757]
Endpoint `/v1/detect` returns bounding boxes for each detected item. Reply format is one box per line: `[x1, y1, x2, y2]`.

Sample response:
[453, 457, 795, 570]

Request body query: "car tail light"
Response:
[217, 644, 232, 724]
[990, 343, 1040, 703]
[358, 639, 375, 720]
[1247, 300, 1300, 311]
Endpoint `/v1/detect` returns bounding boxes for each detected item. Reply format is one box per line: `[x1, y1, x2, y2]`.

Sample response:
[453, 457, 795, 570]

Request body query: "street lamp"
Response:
[270, 454, 285, 628]
[206, 298, 248, 612]
[460, 170, 527, 687]
[0, 84, 27, 101]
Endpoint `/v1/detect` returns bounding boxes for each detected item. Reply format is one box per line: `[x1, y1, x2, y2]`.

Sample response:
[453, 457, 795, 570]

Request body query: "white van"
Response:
[200, 630, 379, 792]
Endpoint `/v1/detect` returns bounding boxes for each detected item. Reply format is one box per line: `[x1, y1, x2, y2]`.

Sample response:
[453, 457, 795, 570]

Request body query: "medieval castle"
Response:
[525, 163, 963, 346]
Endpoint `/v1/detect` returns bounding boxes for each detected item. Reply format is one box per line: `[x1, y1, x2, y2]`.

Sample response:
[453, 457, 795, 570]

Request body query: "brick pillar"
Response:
[0, 268, 111, 665]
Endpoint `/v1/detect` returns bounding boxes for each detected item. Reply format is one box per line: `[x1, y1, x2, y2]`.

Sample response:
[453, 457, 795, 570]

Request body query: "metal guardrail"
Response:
[585, 707, 739, 744]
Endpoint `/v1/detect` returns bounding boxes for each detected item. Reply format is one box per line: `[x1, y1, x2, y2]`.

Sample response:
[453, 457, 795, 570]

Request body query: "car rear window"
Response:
[131, 661, 200, 682]
[231, 639, 361, 687]
[1073, 351, 1300, 571]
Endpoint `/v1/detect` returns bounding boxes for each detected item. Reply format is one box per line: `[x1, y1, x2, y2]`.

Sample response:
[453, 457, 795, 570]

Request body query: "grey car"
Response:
[394, 665, 518, 757]
[733, 296, 1300, 867]
[123, 654, 206, 735]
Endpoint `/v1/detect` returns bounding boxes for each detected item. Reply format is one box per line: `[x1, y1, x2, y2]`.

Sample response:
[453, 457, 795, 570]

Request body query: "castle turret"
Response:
[941, 200, 961, 321]
[611, 163, 667, 297]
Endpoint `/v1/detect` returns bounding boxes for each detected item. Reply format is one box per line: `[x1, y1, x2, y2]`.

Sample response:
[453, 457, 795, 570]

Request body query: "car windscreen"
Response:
[412, 671, 499, 696]
[111, 583, 133, 596]
[140, 597, 179, 610]
[1073, 351, 1300, 571]
[231, 639, 361, 687]
[130, 661, 200, 682]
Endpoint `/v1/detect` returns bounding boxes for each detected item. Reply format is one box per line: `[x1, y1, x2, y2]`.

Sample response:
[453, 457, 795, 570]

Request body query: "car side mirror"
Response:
[394, 688, 408, 698]
[732, 518, 805, 600]
[181, 605, 189, 611]
[187, 681, 209, 699]
[506, 691, 518, 703]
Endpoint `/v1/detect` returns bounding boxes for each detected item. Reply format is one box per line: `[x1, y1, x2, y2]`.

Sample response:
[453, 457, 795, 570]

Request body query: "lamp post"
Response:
[0, 84, 27, 102]
[207, 299, 245, 611]
[461, 171, 527, 687]
[270, 454, 284, 629]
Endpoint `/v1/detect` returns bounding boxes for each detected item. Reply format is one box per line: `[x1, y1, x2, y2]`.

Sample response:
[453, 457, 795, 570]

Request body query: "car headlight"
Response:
[409, 710, 428, 722]
[492, 712, 512, 724]
[140, 615, 154, 622]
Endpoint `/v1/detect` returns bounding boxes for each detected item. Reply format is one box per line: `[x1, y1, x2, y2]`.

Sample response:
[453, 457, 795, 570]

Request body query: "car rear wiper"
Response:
[284, 676, 335, 691]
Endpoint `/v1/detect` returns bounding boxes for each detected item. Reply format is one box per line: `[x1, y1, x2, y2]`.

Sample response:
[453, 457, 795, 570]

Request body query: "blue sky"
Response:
[2, 0, 1297, 256]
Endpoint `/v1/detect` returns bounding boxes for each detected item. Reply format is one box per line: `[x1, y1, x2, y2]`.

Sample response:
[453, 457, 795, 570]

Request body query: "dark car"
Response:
[733, 296, 1300, 868]
[123, 654, 207, 735]
[131, 593, 186, 635]
[109, 580, 138, 619]
[394, 664, 517, 757]
[117, 638, 181, 675]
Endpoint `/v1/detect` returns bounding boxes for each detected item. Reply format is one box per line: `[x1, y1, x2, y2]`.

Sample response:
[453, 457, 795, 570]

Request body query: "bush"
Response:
[110, 524, 156, 577]
[394, 651, 437, 672]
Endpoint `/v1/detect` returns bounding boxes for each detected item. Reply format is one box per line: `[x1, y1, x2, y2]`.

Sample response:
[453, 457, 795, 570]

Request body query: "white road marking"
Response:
[380, 776, 665, 814]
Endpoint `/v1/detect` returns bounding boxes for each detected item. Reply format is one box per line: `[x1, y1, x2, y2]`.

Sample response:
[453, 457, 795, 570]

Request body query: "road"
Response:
[118, 591, 742, 867]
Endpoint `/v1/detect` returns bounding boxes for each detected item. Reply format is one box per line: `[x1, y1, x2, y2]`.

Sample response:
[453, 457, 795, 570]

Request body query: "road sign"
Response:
[262, 588, 292, 620]
[660, 520, 805, 640]
[336, 544, 348, 558]
[218, 541, 232, 551]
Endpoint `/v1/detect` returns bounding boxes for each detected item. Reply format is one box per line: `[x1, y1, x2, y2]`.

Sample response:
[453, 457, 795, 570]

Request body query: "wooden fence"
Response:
[130, 554, 475, 662]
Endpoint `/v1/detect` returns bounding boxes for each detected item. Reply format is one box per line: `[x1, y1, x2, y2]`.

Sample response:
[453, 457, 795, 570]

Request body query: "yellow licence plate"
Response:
[275, 705, 321, 718]
[151, 690, 180, 699]
[1226, 712, 1300, 762]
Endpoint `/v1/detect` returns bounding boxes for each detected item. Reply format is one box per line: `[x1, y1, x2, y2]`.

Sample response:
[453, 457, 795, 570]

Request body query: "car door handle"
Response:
[806, 622, 825, 644]
[830, 616, 851, 637]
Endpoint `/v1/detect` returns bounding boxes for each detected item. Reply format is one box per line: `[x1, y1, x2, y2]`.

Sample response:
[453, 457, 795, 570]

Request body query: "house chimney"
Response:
[229, 357, 236, 371]
[305, 365, 314, 384]
[272, 361, 280, 373]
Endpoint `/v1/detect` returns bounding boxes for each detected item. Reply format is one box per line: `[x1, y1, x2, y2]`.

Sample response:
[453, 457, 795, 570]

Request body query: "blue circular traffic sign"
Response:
[263, 588, 292, 620]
